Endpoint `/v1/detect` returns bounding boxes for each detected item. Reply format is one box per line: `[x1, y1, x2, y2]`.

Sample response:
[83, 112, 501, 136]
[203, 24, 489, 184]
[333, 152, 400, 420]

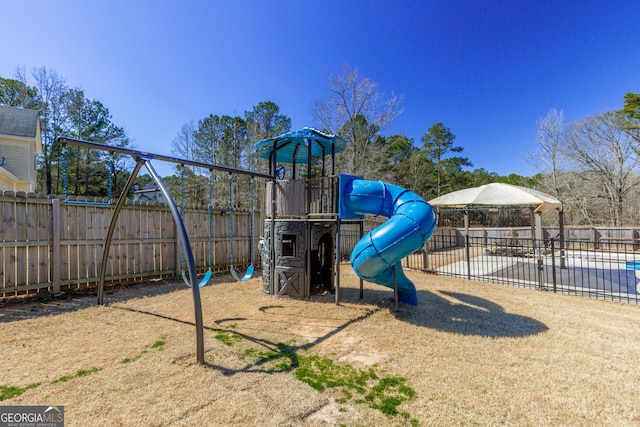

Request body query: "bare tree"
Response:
[311, 64, 403, 178]
[30, 67, 69, 194]
[561, 112, 640, 226]
[527, 109, 568, 199]
[171, 121, 198, 164]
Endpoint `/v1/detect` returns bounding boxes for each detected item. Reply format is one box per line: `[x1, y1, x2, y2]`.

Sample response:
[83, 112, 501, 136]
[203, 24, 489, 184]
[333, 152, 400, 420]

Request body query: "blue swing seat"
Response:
[230, 264, 254, 282]
[182, 269, 213, 288]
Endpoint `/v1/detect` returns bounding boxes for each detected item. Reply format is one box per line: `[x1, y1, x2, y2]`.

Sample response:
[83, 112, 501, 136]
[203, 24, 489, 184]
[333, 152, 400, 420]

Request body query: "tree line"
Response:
[528, 93, 640, 226]
[1, 67, 130, 198]
[2, 65, 639, 226]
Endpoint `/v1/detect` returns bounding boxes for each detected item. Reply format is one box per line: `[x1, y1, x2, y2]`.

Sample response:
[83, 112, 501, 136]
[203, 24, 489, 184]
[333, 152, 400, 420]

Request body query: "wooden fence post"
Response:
[51, 198, 61, 293]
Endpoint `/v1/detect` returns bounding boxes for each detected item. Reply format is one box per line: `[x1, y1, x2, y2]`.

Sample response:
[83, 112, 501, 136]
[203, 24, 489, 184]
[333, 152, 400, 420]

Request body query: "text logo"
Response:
[0, 406, 64, 427]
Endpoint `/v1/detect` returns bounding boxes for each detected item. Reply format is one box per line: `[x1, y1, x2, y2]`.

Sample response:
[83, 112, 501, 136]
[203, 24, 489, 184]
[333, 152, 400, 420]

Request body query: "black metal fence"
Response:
[340, 229, 640, 305]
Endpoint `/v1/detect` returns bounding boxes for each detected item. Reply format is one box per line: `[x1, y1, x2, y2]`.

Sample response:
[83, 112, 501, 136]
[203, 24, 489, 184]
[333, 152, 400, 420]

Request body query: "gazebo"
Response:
[428, 183, 565, 265]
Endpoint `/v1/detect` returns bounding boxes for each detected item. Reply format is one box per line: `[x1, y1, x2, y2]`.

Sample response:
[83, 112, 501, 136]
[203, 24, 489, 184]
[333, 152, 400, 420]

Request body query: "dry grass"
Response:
[1, 268, 640, 426]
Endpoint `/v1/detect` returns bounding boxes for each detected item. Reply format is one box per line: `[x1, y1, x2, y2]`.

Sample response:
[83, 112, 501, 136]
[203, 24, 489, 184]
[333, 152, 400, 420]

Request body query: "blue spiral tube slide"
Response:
[339, 175, 437, 305]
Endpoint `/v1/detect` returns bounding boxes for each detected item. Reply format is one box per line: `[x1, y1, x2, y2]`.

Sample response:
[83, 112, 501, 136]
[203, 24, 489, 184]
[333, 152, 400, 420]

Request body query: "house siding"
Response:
[0, 140, 30, 182]
[0, 106, 42, 192]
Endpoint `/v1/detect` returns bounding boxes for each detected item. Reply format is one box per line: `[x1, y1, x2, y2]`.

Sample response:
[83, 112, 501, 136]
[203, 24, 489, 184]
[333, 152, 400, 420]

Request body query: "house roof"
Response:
[0, 106, 40, 138]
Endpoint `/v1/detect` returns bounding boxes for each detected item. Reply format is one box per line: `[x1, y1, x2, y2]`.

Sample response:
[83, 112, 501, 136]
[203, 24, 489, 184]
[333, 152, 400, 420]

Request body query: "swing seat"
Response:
[230, 264, 254, 282]
[182, 269, 213, 288]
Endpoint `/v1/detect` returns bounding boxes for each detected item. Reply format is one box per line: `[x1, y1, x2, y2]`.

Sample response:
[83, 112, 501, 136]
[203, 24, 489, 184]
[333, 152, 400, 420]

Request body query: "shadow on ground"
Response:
[1, 271, 548, 378]
[199, 286, 547, 375]
[409, 289, 548, 337]
[0, 279, 185, 323]
[335, 286, 548, 338]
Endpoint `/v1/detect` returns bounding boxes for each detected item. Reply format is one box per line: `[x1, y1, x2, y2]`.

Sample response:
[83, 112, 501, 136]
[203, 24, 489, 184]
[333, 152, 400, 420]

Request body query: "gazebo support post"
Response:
[464, 208, 469, 260]
[530, 207, 536, 243]
[534, 210, 544, 289]
[559, 208, 566, 269]
[534, 210, 543, 244]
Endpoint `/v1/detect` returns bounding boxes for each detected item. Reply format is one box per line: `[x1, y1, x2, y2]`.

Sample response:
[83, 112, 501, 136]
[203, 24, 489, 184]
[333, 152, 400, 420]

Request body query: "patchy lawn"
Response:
[1, 268, 639, 426]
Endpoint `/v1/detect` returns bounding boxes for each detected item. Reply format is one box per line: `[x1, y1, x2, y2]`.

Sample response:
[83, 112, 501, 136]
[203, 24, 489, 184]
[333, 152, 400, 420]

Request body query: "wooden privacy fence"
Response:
[0, 192, 262, 297]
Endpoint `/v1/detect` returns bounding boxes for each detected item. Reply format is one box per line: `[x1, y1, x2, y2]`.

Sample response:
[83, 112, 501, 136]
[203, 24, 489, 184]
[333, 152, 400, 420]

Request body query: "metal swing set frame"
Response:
[57, 137, 272, 364]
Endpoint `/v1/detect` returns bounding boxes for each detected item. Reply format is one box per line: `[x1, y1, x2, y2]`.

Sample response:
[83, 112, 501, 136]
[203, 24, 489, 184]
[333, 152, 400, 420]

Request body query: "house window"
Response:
[282, 234, 296, 257]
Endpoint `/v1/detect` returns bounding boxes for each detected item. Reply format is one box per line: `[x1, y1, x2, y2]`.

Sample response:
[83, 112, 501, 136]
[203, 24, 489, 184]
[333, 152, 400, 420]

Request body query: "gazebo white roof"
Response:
[428, 183, 562, 213]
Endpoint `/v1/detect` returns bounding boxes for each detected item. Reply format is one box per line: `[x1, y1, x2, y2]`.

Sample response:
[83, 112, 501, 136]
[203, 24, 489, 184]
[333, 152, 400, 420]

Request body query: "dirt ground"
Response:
[1, 267, 640, 426]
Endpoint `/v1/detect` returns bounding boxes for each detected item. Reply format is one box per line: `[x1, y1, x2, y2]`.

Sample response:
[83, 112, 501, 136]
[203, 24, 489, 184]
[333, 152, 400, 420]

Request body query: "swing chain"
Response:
[228, 173, 256, 281]
[208, 170, 214, 270]
[107, 152, 114, 203]
[61, 144, 114, 203]
[180, 165, 186, 274]
[249, 176, 254, 265]
[61, 144, 69, 201]
[228, 173, 234, 267]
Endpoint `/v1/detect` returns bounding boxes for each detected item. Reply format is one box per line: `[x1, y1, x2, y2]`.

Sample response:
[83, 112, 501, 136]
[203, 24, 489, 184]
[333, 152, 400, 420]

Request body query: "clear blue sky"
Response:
[2, 0, 639, 178]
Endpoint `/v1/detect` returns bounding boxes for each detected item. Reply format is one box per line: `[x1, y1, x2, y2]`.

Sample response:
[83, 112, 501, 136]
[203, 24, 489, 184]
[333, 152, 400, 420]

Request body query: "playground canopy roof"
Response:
[254, 127, 347, 164]
[428, 183, 563, 213]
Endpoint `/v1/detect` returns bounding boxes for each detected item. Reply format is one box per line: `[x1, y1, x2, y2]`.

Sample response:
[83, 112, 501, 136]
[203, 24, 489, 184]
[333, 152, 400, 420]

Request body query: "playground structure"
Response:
[57, 128, 438, 364]
[254, 128, 345, 302]
[254, 128, 437, 306]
